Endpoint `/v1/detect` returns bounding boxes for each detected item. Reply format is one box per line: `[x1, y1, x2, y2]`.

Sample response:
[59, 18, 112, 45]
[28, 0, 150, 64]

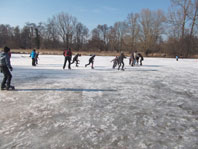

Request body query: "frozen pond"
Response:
[0, 54, 198, 149]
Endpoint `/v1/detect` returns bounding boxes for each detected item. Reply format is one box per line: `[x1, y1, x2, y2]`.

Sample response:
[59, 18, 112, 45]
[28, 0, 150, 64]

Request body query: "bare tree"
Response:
[74, 23, 88, 50]
[55, 12, 77, 48]
[189, 0, 198, 37]
[113, 21, 128, 52]
[97, 24, 109, 50]
[127, 13, 140, 51]
[44, 17, 60, 49]
[0, 24, 12, 47]
[139, 9, 166, 54]
[168, 0, 192, 38]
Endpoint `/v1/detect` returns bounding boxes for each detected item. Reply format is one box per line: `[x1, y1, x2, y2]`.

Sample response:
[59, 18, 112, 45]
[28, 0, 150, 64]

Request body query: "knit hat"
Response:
[4, 46, 10, 52]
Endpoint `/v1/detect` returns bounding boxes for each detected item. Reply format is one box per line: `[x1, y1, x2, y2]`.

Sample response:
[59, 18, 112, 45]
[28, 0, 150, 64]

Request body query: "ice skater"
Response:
[0, 47, 14, 90]
[136, 54, 140, 65]
[133, 51, 138, 65]
[138, 53, 144, 66]
[63, 48, 72, 69]
[118, 52, 126, 70]
[30, 49, 36, 66]
[35, 52, 39, 64]
[85, 54, 95, 69]
[71, 53, 81, 67]
[111, 56, 119, 69]
[129, 52, 135, 66]
[176, 56, 179, 61]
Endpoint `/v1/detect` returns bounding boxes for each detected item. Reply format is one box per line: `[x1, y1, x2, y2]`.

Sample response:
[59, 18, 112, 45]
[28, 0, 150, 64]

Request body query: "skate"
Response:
[6, 85, 15, 90]
[1, 85, 6, 90]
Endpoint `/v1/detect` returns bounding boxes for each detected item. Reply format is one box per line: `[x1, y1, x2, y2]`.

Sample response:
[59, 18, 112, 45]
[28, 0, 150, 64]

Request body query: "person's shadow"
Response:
[15, 88, 116, 92]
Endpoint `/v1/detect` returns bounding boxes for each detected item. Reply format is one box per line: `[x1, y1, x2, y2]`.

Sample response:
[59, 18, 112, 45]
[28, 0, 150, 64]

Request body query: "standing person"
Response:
[129, 52, 135, 66]
[138, 53, 144, 66]
[111, 56, 119, 69]
[30, 49, 36, 66]
[63, 48, 72, 69]
[118, 52, 126, 70]
[136, 54, 140, 65]
[176, 56, 179, 61]
[133, 51, 138, 65]
[0, 47, 14, 90]
[71, 53, 81, 67]
[35, 52, 39, 64]
[85, 55, 95, 69]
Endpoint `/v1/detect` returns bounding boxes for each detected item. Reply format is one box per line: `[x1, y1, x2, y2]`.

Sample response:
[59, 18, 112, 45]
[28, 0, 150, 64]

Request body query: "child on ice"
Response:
[85, 55, 96, 69]
[111, 56, 119, 69]
[71, 53, 81, 67]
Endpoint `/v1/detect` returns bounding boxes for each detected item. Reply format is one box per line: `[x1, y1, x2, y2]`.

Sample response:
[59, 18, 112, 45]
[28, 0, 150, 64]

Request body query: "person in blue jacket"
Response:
[176, 56, 179, 61]
[30, 49, 36, 66]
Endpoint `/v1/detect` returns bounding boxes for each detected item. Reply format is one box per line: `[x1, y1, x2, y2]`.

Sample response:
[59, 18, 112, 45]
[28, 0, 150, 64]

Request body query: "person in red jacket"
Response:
[63, 48, 72, 69]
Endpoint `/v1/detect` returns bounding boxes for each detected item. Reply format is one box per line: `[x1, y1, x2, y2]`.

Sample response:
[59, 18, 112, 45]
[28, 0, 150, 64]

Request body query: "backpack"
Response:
[64, 50, 71, 56]
[67, 50, 70, 56]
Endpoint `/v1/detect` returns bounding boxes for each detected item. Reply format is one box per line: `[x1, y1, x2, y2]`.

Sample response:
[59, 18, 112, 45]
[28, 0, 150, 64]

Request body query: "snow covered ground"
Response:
[0, 54, 198, 149]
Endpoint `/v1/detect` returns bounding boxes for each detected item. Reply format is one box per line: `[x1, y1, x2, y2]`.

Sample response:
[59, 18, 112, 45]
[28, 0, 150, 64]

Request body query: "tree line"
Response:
[0, 0, 198, 57]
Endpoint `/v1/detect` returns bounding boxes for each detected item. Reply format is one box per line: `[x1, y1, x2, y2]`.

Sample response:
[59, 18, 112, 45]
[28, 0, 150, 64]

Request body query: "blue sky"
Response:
[0, 0, 170, 30]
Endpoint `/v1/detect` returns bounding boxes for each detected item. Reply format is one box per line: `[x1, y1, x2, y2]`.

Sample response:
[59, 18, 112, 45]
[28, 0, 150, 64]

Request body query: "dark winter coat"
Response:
[73, 54, 80, 61]
[0, 52, 12, 68]
[89, 55, 95, 62]
[138, 53, 144, 61]
[118, 53, 126, 63]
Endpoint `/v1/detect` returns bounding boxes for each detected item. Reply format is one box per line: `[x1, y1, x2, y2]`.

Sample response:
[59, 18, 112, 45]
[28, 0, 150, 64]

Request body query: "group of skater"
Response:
[62, 48, 144, 71]
[0, 46, 144, 90]
[62, 48, 96, 69]
[111, 51, 144, 70]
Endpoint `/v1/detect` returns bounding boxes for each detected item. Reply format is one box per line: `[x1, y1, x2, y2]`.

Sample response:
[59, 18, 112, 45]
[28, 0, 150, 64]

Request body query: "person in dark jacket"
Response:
[138, 53, 144, 66]
[85, 55, 95, 69]
[136, 54, 140, 65]
[0, 47, 14, 90]
[30, 49, 36, 66]
[71, 53, 81, 67]
[63, 48, 72, 69]
[118, 52, 126, 70]
[35, 52, 39, 64]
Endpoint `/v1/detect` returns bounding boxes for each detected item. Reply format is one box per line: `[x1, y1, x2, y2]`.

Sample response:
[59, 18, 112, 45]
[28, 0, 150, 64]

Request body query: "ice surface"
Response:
[0, 54, 198, 149]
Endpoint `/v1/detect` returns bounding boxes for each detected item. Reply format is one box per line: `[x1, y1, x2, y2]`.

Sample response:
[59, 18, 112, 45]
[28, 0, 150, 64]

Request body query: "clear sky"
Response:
[0, 0, 170, 30]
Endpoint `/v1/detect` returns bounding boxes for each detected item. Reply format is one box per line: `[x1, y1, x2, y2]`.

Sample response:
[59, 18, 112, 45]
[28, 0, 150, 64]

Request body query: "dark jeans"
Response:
[0, 66, 12, 88]
[71, 59, 79, 67]
[32, 58, 36, 66]
[85, 61, 94, 68]
[63, 56, 71, 69]
[118, 61, 124, 70]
